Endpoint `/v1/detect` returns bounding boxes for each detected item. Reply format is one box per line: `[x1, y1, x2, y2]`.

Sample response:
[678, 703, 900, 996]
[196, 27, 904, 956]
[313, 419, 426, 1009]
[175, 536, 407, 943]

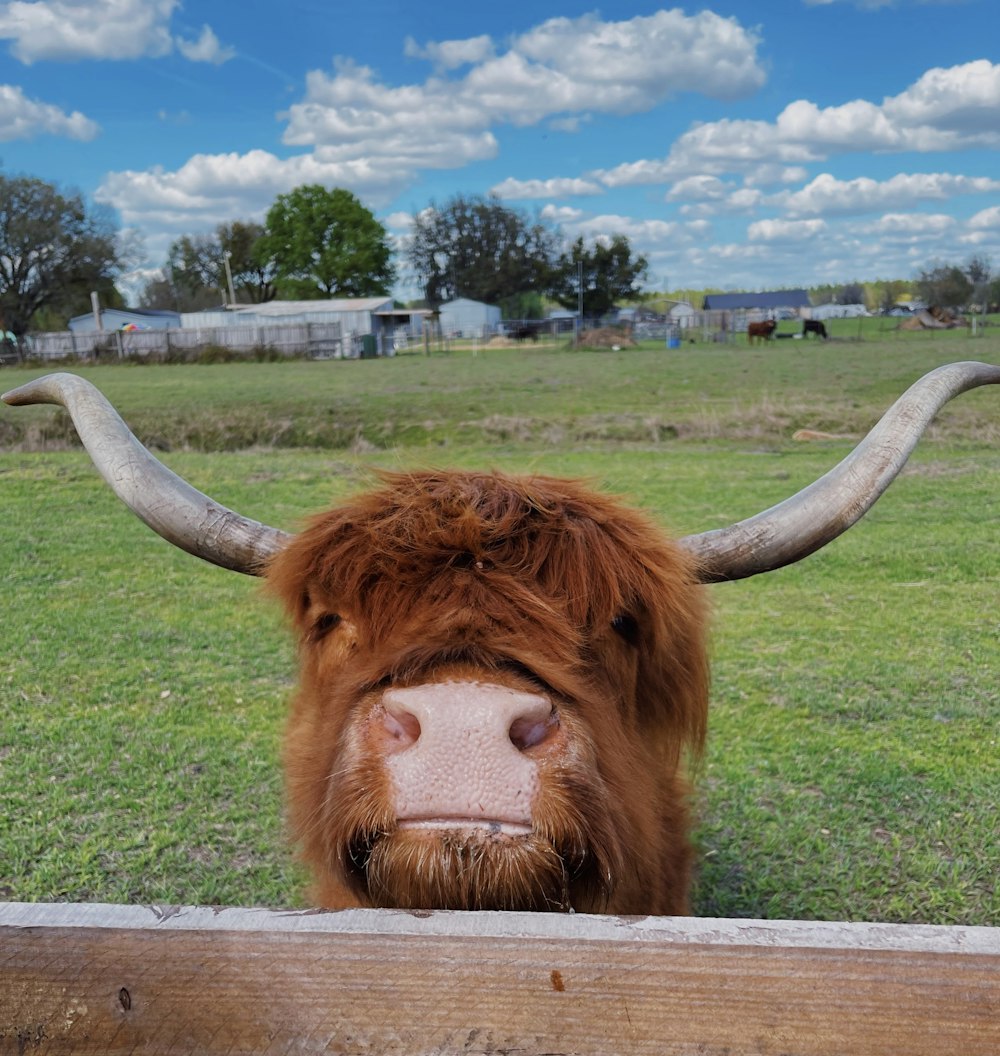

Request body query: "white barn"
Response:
[807, 303, 868, 320]
[438, 298, 501, 338]
[668, 301, 697, 329]
[181, 297, 425, 357]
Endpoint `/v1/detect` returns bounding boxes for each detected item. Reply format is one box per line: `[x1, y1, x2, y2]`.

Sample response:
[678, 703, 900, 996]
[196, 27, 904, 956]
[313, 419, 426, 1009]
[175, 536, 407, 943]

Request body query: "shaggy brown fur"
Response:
[267, 469, 709, 914]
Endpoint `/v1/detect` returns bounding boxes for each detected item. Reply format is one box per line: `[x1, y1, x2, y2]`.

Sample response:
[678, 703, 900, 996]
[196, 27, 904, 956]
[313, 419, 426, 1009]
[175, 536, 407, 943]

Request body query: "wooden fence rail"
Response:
[1, 902, 998, 1055]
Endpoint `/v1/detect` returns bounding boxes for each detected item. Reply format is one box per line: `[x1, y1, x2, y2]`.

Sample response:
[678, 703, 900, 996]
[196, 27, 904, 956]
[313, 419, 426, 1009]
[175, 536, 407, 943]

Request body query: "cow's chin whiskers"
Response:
[352, 827, 605, 913]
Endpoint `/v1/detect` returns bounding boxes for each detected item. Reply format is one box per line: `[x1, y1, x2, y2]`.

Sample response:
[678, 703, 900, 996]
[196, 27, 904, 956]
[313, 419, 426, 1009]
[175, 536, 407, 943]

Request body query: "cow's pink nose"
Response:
[380, 680, 557, 825]
[382, 682, 556, 752]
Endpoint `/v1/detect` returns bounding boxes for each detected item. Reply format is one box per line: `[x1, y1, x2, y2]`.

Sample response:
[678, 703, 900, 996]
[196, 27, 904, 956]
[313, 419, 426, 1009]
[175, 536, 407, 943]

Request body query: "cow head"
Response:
[4, 361, 999, 913]
[267, 470, 707, 912]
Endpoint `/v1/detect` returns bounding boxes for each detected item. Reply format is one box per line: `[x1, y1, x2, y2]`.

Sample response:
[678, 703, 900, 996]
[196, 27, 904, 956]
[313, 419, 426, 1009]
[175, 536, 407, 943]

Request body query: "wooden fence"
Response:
[2, 901, 998, 1054]
[29, 321, 345, 361]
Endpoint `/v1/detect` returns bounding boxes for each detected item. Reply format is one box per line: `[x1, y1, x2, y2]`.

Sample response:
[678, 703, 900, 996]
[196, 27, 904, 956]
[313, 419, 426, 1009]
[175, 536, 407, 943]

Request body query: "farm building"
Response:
[668, 301, 697, 328]
[183, 297, 393, 335]
[40, 297, 427, 360]
[182, 297, 420, 357]
[807, 303, 868, 320]
[68, 308, 181, 332]
[437, 298, 501, 338]
[702, 290, 811, 316]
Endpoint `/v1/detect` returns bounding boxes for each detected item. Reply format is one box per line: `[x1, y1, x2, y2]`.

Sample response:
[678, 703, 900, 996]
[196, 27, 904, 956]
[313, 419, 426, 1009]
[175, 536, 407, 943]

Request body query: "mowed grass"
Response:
[1, 333, 998, 923]
[4, 326, 999, 451]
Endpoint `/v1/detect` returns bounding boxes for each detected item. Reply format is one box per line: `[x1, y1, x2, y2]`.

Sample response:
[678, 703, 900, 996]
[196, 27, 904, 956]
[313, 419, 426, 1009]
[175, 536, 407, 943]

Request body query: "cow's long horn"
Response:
[1, 372, 290, 575]
[682, 360, 1000, 583]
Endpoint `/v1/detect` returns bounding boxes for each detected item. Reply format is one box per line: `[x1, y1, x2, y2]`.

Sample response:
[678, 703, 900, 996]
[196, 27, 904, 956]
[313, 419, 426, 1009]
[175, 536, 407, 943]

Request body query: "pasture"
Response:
[1, 332, 998, 925]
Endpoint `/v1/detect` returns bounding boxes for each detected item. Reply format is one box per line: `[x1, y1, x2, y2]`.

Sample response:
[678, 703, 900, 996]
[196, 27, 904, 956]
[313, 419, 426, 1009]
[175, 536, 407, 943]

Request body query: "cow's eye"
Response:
[611, 613, 639, 647]
[311, 612, 342, 640]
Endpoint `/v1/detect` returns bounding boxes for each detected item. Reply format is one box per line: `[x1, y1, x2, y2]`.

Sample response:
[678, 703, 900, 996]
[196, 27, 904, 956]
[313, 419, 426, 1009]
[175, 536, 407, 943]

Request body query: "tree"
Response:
[871, 278, 909, 313]
[407, 194, 557, 307]
[153, 220, 276, 310]
[549, 235, 648, 319]
[836, 282, 865, 305]
[915, 264, 972, 309]
[0, 173, 123, 337]
[964, 254, 993, 312]
[964, 253, 991, 287]
[258, 185, 395, 298]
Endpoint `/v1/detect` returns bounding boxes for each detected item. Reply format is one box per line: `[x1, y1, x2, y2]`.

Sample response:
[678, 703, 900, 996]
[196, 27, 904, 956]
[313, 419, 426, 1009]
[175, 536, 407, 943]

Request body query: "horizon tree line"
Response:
[1, 170, 998, 338]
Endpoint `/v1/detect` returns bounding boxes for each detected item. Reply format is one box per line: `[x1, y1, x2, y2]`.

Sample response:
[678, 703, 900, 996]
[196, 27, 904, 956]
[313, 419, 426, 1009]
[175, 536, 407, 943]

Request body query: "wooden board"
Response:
[1, 902, 998, 1055]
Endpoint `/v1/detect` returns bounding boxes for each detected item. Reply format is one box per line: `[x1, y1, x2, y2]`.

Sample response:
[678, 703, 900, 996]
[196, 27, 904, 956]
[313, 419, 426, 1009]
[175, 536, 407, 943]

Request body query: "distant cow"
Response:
[510, 324, 540, 343]
[803, 319, 829, 340]
[747, 320, 777, 344]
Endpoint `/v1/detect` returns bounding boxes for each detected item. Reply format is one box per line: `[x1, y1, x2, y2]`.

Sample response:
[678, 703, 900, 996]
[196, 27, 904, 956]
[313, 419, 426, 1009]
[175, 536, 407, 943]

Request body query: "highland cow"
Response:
[4, 363, 998, 914]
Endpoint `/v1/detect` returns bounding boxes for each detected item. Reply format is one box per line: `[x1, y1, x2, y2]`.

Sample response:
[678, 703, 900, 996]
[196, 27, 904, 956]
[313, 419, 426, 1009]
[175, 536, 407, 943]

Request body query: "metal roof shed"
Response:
[68, 308, 181, 333]
[702, 290, 811, 312]
[438, 298, 501, 338]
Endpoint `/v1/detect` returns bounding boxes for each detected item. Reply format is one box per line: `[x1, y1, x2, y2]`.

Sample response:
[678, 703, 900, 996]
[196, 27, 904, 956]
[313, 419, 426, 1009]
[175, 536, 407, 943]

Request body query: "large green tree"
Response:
[0, 173, 123, 336]
[407, 194, 557, 308]
[549, 235, 648, 318]
[258, 185, 395, 298]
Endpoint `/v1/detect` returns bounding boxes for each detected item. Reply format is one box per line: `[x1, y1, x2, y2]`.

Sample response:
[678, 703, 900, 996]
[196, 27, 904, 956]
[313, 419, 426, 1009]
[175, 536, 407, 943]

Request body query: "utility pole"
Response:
[223, 251, 237, 308]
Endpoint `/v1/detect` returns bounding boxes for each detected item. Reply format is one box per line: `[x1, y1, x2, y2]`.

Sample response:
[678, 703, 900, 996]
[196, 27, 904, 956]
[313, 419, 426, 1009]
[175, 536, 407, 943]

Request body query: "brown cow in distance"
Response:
[747, 319, 777, 343]
[4, 364, 1000, 915]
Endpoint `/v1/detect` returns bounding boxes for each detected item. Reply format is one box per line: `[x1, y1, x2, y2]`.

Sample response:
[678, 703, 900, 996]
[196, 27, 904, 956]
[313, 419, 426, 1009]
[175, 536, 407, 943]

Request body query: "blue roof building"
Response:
[68, 308, 181, 332]
[702, 290, 811, 312]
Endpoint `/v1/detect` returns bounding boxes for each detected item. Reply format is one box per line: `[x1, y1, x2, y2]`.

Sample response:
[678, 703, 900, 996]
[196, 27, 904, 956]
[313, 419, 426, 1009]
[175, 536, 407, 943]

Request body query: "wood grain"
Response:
[1, 903, 998, 1055]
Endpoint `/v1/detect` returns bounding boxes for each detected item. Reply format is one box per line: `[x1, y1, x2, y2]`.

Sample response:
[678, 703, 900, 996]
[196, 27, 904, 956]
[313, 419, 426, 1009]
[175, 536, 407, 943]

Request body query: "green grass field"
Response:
[2, 333, 998, 923]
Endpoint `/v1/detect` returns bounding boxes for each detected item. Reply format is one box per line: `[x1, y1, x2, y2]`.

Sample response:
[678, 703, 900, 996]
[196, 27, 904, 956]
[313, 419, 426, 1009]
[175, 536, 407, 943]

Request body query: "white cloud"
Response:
[96, 149, 411, 231]
[777, 171, 1000, 216]
[969, 205, 1000, 230]
[564, 212, 687, 245]
[667, 175, 731, 201]
[513, 10, 765, 104]
[0, 0, 231, 64]
[109, 9, 763, 248]
[403, 33, 494, 70]
[285, 11, 764, 159]
[0, 0, 175, 62]
[282, 60, 499, 167]
[595, 60, 1000, 188]
[748, 218, 827, 241]
[743, 164, 810, 186]
[884, 59, 1000, 134]
[0, 82, 98, 139]
[540, 204, 584, 223]
[490, 176, 602, 199]
[176, 24, 234, 65]
[383, 211, 415, 231]
[872, 212, 955, 237]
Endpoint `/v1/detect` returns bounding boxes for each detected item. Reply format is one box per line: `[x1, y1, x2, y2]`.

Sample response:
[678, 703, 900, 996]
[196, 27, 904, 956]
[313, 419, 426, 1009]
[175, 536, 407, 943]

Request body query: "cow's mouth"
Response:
[345, 824, 600, 912]
[396, 817, 532, 837]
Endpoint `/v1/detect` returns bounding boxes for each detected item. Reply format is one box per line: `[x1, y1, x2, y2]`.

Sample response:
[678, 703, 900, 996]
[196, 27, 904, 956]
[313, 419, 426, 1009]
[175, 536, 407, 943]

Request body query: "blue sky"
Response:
[2, 0, 999, 300]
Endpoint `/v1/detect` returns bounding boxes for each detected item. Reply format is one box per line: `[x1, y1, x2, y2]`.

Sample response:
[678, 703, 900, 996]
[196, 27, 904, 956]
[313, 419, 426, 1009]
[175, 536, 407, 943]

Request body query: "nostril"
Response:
[509, 709, 559, 752]
[383, 705, 421, 748]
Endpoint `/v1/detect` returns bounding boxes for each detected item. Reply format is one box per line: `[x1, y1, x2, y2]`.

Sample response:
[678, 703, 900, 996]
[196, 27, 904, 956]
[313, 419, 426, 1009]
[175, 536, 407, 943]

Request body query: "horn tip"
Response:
[2, 372, 81, 407]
